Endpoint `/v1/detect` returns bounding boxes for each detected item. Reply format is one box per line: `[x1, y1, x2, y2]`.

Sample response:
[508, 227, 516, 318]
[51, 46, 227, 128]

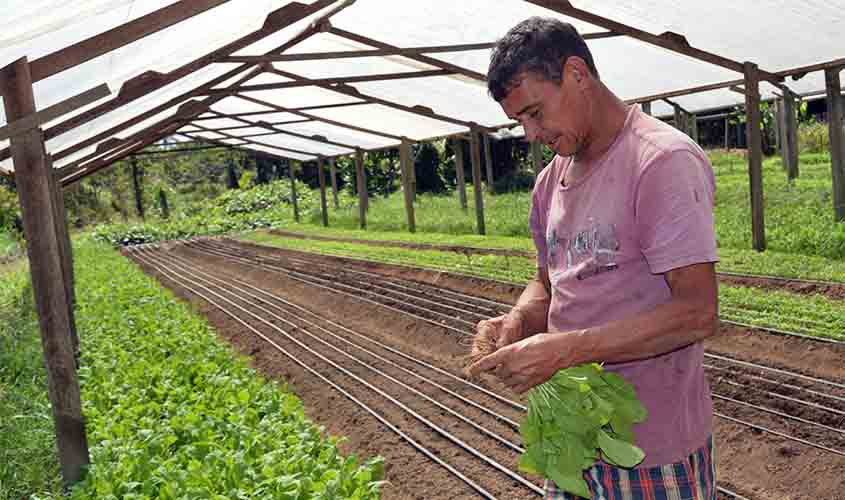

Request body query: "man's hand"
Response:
[473, 309, 527, 357]
[468, 332, 583, 394]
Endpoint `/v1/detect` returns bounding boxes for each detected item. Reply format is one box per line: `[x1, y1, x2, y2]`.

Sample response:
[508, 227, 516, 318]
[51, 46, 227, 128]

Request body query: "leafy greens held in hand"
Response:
[518, 363, 647, 498]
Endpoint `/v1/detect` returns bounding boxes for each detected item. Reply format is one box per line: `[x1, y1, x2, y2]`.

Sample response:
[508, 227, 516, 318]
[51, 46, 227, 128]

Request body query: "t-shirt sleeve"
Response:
[529, 187, 548, 269]
[635, 149, 719, 274]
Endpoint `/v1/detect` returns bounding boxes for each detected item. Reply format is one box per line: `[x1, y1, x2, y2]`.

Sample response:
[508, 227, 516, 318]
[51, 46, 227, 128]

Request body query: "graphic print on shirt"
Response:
[547, 220, 620, 288]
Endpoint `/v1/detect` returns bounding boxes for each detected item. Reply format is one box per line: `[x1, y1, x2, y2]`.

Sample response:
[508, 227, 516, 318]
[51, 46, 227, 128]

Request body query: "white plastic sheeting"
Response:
[1, 0, 843, 174]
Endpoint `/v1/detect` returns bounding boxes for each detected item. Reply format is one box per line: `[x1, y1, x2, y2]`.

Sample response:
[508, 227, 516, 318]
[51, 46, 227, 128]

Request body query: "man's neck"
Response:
[573, 84, 630, 165]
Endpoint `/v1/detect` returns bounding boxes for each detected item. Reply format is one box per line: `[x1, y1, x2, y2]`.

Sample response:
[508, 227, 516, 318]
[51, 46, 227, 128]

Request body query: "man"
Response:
[468, 17, 719, 499]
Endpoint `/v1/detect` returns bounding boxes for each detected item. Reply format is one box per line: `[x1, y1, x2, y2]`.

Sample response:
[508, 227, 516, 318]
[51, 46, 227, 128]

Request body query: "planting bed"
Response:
[127, 237, 845, 500]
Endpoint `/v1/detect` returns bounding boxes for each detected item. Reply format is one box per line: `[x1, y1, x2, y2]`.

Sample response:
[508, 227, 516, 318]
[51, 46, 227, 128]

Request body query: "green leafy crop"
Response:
[519, 363, 647, 498]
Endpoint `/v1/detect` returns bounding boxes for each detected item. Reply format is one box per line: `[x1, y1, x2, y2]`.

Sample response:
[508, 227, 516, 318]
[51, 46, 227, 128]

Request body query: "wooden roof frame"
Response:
[2, 0, 841, 181]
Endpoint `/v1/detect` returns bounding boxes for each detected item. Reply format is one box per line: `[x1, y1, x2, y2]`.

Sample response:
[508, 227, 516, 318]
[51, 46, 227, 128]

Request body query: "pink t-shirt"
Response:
[529, 105, 718, 467]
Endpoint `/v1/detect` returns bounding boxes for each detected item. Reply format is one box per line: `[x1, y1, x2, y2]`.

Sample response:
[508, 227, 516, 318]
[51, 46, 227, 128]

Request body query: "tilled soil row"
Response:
[130, 238, 845, 500]
[265, 230, 845, 301]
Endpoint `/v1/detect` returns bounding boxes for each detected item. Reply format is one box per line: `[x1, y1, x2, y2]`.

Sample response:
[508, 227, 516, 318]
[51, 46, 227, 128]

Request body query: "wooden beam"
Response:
[640, 101, 652, 115]
[185, 119, 311, 131]
[453, 138, 468, 210]
[525, 0, 782, 84]
[33, 0, 339, 164]
[744, 62, 766, 251]
[355, 149, 367, 228]
[330, 27, 487, 82]
[483, 133, 495, 193]
[626, 78, 745, 106]
[28, 0, 230, 82]
[826, 67, 845, 221]
[271, 68, 483, 130]
[399, 139, 416, 232]
[188, 122, 320, 158]
[0, 84, 110, 142]
[206, 69, 454, 95]
[206, 110, 358, 150]
[236, 94, 404, 141]
[329, 158, 339, 208]
[468, 127, 486, 235]
[0, 57, 89, 486]
[317, 156, 329, 227]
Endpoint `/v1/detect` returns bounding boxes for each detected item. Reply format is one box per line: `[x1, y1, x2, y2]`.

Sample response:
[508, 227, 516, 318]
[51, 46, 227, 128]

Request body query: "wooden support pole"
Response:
[288, 160, 299, 223]
[724, 116, 730, 149]
[531, 142, 545, 176]
[453, 138, 468, 210]
[469, 127, 486, 235]
[641, 101, 652, 115]
[774, 99, 784, 155]
[399, 139, 416, 233]
[689, 114, 699, 143]
[1, 57, 89, 486]
[483, 133, 495, 194]
[355, 149, 367, 229]
[673, 104, 686, 135]
[329, 158, 339, 209]
[317, 156, 329, 227]
[47, 159, 78, 361]
[408, 145, 417, 202]
[783, 93, 800, 180]
[130, 156, 145, 219]
[744, 62, 766, 251]
[826, 67, 845, 221]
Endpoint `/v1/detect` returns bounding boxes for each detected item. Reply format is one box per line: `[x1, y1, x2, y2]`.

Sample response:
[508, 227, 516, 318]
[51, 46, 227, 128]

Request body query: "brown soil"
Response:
[125, 238, 845, 500]
[265, 230, 845, 302]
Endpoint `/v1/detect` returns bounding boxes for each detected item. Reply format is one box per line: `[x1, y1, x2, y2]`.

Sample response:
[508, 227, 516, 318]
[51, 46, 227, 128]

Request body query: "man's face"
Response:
[500, 68, 589, 157]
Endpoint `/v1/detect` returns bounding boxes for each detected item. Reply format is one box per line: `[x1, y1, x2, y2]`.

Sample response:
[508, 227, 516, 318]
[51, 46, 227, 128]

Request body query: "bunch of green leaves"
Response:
[519, 363, 647, 498]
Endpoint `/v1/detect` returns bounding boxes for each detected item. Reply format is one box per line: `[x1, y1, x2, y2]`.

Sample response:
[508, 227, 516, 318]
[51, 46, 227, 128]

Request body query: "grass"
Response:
[0, 263, 64, 499]
[240, 232, 845, 342]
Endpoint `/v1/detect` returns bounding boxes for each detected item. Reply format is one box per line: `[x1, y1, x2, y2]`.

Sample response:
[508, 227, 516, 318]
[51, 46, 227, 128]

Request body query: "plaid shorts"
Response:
[545, 436, 716, 500]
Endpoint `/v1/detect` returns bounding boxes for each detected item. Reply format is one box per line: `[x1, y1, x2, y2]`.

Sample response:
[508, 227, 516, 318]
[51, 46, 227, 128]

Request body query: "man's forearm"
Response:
[512, 274, 550, 337]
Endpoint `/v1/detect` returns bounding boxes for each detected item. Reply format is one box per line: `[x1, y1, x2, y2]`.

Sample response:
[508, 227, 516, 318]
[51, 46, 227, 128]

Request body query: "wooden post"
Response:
[317, 156, 328, 227]
[1, 57, 89, 486]
[744, 62, 766, 251]
[531, 141, 545, 176]
[453, 138, 468, 210]
[329, 158, 339, 208]
[724, 116, 730, 149]
[47, 162, 78, 361]
[641, 101, 652, 115]
[288, 160, 299, 223]
[483, 133, 495, 193]
[673, 104, 685, 135]
[469, 127, 486, 235]
[355, 149, 367, 228]
[774, 99, 783, 155]
[130, 156, 144, 219]
[826, 67, 845, 221]
[399, 139, 416, 232]
[783, 93, 800, 180]
[408, 144, 417, 202]
[688, 114, 699, 144]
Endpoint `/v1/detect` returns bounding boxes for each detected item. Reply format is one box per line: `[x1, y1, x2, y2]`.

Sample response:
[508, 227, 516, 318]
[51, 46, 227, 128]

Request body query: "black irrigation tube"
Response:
[191, 239, 845, 406]
[717, 270, 845, 288]
[704, 353, 845, 391]
[713, 376, 845, 417]
[154, 247, 525, 434]
[186, 240, 467, 337]
[144, 243, 752, 500]
[713, 411, 845, 458]
[167, 240, 845, 465]
[132, 247, 545, 497]
[184, 240, 477, 337]
[138, 241, 804, 500]
[228, 236, 845, 346]
[705, 364, 845, 406]
[711, 393, 845, 439]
